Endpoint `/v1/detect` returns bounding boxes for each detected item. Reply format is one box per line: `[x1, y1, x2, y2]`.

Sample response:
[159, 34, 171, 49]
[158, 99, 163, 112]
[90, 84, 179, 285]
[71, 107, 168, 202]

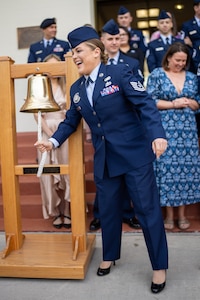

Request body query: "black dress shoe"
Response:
[97, 261, 115, 276]
[123, 217, 141, 229]
[151, 281, 166, 293]
[53, 215, 63, 229]
[89, 218, 101, 231]
[63, 215, 71, 229]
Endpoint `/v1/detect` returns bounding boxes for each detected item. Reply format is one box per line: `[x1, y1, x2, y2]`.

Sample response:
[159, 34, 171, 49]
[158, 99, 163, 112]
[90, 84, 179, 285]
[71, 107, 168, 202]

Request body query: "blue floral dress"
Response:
[147, 68, 200, 207]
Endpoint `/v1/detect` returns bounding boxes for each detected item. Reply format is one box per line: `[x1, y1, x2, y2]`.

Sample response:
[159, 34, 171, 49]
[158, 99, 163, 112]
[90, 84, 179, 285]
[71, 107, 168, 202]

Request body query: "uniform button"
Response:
[97, 123, 101, 127]
[102, 136, 105, 140]
[93, 111, 96, 115]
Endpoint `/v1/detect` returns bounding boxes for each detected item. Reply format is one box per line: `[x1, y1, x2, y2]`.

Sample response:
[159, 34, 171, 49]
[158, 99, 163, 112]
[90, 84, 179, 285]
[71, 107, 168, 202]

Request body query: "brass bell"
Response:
[20, 74, 60, 113]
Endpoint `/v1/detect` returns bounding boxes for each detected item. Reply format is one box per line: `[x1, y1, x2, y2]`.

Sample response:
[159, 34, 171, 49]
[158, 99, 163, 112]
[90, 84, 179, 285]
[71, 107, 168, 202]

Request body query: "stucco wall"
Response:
[0, 0, 94, 131]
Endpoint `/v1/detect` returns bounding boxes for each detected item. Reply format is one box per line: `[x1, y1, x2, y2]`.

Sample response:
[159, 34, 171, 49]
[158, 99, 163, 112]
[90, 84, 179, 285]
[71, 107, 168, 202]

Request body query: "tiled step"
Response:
[17, 132, 38, 164]
[0, 195, 42, 219]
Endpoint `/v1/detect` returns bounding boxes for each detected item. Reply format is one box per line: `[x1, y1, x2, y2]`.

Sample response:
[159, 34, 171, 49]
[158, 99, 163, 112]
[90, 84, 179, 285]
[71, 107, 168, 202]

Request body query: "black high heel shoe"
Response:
[97, 261, 115, 276]
[151, 281, 166, 293]
[151, 270, 166, 293]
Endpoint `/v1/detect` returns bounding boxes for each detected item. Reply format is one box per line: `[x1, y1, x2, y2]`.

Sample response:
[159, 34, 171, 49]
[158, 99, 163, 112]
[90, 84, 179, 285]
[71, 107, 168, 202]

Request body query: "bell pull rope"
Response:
[37, 110, 47, 177]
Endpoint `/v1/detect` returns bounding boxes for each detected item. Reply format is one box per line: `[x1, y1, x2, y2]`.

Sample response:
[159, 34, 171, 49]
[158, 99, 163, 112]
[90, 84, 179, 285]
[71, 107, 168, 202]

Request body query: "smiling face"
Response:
[72, 42, 101, 75]
[101, 32, 120, 57]
[43, 24, 57, 39]
[167, 51, 187, 73]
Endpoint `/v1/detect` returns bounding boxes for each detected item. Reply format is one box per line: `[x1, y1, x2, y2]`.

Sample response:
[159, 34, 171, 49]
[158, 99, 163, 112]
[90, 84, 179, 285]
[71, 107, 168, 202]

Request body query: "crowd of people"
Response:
[29, 1, 200, 294]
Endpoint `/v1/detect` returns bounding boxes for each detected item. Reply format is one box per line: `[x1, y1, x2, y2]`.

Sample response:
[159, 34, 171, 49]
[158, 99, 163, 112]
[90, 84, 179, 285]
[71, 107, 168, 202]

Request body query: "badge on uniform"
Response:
[73, 93, 80, 103]
[104, 76, 112, 87]
[132, 43, 138, 49]
[131, 34, 140, 41]
[130, 81, 145, 92]
[100, 85, 119, 96]
[155, 47, 164, 52]
[53, 44, 64, 52]
[189, 30, 197, 35]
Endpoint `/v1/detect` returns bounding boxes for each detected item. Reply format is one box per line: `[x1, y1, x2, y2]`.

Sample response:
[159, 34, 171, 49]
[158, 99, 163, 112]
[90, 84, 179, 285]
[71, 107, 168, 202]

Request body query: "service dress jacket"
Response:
[182, 18, 200, 71]
[117, 51, 143, 82]
[28, 38, 71, 62]
[52, 63, 166, 179]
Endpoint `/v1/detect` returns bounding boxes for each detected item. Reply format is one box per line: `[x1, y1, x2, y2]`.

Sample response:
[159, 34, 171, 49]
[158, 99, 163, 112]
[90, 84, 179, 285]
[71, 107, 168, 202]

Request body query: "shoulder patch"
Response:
[73, 93, 80, 103]
[130, 81, 145, 92]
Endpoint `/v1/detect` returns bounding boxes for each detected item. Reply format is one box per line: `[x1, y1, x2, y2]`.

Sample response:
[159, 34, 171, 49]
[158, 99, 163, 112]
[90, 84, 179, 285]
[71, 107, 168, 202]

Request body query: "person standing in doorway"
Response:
[146, 10, 183, 73]
[117, 6, 147, 56]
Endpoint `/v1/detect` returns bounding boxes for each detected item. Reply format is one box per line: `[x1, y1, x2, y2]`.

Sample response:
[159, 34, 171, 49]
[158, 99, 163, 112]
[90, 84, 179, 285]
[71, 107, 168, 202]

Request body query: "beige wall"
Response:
[0, 0, 94, 131]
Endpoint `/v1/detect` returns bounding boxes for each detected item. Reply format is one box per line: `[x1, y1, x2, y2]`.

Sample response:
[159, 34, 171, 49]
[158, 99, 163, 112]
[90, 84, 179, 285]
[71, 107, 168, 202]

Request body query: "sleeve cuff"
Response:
[48, 138, 59, 148]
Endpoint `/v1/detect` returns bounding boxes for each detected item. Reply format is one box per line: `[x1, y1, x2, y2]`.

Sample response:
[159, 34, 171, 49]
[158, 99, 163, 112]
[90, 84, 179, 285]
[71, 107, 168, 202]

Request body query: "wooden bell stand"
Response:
[0, 54, 95, 279]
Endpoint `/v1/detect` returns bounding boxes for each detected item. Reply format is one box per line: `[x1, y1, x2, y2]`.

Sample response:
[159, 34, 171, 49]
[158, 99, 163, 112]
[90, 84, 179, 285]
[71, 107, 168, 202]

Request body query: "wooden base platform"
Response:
[0, 233, 96, 279]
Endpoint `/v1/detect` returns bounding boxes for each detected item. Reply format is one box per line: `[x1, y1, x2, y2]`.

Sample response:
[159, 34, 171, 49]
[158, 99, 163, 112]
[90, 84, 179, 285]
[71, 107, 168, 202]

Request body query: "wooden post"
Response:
[66, 53, 87, 254]
[0, 57, 23, 255]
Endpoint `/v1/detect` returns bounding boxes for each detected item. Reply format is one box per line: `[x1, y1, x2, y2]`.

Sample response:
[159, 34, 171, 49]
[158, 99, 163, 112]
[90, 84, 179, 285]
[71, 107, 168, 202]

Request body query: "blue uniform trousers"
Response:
[93, 188, 135, 219]
[95, 163, 168, 270]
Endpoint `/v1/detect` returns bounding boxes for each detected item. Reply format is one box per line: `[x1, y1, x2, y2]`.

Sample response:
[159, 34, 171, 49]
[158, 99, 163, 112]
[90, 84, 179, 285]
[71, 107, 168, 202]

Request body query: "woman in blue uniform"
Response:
[35, 26, 168, 294]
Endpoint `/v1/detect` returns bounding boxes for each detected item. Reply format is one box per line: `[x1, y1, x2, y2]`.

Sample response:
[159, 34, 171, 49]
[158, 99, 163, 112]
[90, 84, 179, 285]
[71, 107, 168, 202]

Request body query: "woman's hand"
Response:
[187, 98, 200, 111]
[173, 97, 199, 110]
[34, 141, 53, 153]
[173, 97, 191, 108]
[152, 138, 168, 159]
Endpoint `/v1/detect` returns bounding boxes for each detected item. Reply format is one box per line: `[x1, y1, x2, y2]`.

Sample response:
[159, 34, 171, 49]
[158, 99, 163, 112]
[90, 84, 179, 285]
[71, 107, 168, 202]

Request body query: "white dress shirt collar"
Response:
[85, 63, 101, 83]
[160, 34, 172, 44]
[108, 51, 120, 65]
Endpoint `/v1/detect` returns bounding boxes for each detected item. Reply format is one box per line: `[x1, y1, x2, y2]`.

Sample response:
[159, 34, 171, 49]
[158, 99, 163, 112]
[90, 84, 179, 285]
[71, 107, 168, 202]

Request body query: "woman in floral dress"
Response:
[147, 42, 200, 230]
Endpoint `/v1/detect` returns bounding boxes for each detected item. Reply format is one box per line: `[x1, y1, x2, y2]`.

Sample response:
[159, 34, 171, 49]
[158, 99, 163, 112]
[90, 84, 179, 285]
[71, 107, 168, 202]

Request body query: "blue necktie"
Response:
[166, 37, 170, 45]
[46, 41, 51, 48]
[109, 58, 114, 65]
[85, 77, 94, 106]
[85, 76, 93, 87]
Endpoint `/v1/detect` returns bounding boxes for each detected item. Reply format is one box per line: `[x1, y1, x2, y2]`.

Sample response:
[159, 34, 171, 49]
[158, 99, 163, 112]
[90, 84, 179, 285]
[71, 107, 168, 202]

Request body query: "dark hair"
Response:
[118, 26, 131, 40]
[85, 39, 108, 64]
[167, 11, 178, 36]
[162, 42, 190, 70]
